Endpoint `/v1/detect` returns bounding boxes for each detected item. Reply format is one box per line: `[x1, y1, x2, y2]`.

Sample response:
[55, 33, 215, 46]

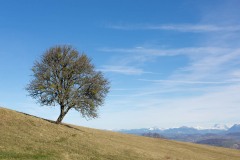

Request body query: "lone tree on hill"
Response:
[26, 45, 110, 124]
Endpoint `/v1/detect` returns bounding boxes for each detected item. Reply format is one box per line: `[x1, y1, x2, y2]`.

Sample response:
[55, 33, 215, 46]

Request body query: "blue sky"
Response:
[0, 0, 240, 129]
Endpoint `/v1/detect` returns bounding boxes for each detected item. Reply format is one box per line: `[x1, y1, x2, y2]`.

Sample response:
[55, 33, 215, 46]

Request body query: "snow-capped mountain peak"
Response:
[192, 126, 207, 130]
[148, 127, 165, 131]
[148, 127, 156, 131]
[211, 124, 229, 130]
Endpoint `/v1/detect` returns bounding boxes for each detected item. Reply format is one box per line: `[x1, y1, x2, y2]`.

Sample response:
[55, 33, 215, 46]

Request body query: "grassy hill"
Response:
[0, 107, 240, 160]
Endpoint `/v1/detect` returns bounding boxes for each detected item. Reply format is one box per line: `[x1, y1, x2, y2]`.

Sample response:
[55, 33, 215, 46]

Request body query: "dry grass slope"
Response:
[0, 107, 240, 160]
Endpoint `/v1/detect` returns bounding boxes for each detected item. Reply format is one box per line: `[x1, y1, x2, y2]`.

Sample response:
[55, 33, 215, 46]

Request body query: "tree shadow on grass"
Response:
[18, 111, 86, 133]
[60, 123, 86, 133]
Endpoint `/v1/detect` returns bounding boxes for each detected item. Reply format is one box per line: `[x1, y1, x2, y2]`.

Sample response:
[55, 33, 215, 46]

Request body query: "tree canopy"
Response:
[26, 45, 110, 124]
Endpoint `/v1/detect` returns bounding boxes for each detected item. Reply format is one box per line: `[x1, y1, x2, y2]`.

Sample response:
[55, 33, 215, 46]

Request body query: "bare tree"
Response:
[26, 45, 110, 124]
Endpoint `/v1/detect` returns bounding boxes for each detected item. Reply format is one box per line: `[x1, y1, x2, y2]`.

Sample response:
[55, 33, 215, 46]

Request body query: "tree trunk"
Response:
[55, 105, 71, 124]
[56, 113, 65, 124]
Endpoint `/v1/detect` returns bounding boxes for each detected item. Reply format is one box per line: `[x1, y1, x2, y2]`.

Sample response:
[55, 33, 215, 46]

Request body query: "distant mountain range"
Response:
[117, 124, 240, 149]
[118, 124, 240, 135]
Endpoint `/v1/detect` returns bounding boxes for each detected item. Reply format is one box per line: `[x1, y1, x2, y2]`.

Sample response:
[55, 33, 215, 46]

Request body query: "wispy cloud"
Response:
[99, 65, 154, 75]
[100, 46, 240, 82]
[108, 24, 240, 32]
[104, 45, 240, 99]
[171, 48, 240, 82]
[138, 79, 240, 84]
[100, 46, 231, 56]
